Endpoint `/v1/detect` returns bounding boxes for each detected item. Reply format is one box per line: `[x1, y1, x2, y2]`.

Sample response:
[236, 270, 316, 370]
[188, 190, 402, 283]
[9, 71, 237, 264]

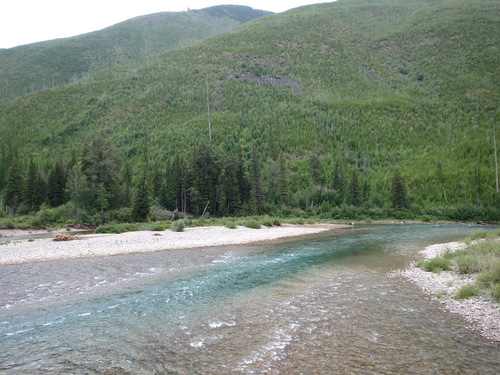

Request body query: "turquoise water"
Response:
[0, 224, 498, 373]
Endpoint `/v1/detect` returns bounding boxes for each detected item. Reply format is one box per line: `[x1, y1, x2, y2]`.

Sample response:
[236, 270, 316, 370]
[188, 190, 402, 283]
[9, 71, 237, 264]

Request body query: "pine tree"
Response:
[347, 169, 360, 207]
[249, 143, 264, 214]
[332, 158, 346, 205]
[3, 158, 24, 213]
[391, 169, 408, 209]
[132, 169, 151, 222]
[277, 152, 289, 206]
[47, 158, 66, 207]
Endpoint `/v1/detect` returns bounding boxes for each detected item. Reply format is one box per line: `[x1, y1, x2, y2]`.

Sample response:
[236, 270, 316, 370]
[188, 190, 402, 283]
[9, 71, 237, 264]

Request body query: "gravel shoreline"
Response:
[392, 242, 500, 342]
[0, 223, 347, 265]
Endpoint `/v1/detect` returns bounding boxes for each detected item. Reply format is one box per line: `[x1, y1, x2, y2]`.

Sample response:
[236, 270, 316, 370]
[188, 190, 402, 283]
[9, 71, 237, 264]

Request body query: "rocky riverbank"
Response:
[393, 242, 500, 342]
[0, 223, 347, 265]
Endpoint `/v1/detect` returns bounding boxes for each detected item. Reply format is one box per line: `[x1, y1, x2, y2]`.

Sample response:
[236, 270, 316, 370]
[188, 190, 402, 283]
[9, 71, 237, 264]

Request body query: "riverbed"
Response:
[1, 224, 498, 374]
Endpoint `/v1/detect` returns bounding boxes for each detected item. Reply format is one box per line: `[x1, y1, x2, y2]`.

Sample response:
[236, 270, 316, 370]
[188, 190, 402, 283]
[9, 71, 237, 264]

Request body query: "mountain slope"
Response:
[0, 5, 272, 102]
[1, 0, 499, 219]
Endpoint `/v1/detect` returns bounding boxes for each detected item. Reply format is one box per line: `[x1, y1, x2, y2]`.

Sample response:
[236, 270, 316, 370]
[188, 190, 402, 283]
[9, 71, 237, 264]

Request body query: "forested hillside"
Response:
[0, 5, 272, 102]
[1, 0, 499, 225]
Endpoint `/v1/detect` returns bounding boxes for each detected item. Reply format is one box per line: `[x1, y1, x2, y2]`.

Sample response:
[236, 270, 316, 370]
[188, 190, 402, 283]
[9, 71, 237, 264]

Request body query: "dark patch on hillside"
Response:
[223, 71, 301, 90]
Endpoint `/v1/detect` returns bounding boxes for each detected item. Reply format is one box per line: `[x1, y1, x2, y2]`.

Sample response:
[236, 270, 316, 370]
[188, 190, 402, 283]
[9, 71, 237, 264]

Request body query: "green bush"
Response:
[419, 257, 451, 273]
[455, 254, 480, 274]
[170, 220, 185, 232]
[151, 221, 170, 231]
[95, 223, 122, 234]
[225, 221, 237, 229]
[94, 222, 138, 234]
[244, 219, 261, 229]
[261, 217, 274, 227]
[456, 284, 478, 299]
[477, 261, 500, 287]
[492, 283, 500, 301]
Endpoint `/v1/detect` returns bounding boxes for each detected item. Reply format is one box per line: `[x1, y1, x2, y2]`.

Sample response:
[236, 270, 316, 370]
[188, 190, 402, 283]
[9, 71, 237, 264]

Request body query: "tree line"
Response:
[1, 135, 417, 225]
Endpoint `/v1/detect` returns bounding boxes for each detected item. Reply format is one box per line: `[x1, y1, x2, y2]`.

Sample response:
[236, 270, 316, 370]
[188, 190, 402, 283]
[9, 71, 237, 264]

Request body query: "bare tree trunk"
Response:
[206, 83, 212, 142]
[494, 125, 499, 193]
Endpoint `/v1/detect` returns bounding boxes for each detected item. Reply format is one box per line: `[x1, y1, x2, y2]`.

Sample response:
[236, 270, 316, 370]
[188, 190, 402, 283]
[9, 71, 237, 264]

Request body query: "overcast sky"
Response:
[0, 1, 332, 49]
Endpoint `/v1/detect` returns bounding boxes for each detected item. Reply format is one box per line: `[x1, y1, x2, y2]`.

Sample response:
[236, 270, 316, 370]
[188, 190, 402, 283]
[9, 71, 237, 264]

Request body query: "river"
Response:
[0, 224, 498, 374]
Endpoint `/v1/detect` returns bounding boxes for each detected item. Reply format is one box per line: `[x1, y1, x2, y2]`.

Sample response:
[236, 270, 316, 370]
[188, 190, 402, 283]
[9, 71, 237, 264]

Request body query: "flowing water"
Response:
[0, 224, 498, 374]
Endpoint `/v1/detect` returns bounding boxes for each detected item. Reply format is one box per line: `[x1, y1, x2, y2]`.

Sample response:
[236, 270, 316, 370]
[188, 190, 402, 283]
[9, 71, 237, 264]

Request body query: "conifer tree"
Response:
[249, 143, 264, 214]
[47, 158, 66, 207]
[391, 169, 408, 209]
[3, 158, 24, 213]
[132, 169, 151, 222]
[277, 152, 289, 206]
[332, 158, 346, 204]
[347, 169, 360, 206]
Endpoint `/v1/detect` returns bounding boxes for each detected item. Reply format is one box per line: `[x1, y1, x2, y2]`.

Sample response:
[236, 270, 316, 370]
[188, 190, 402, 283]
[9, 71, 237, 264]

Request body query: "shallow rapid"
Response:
[1, 224, 498, 374]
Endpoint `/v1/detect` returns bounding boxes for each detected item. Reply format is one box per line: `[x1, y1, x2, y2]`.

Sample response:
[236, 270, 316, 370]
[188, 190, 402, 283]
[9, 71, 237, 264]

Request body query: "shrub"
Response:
[170, 220, 185, 232]
[492, 283, 500, 301]
[225, 221, 237, 229]
[455, 254, 480, 274]
[244, 219, 261, 229]
[94, 222, 138, 234]
[261, 217, 274, 227]
[476, 261, 500, 287]
[151, 221, 170, 231]
[456, 284, 478, 299]
[272, 217, 282, 226]
[95, 223, 122, 234]
[419, 257, 451, 273]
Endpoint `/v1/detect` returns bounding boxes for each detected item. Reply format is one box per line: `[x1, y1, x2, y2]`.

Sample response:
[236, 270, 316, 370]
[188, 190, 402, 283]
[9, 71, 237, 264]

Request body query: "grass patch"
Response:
[244, 219, 261, 229]
[170, 220, 185, 232]
[418, 257, 452, 273]
[492, 283, 500, 301]
[456, 284, 478, 299]
[94, 223, 138, 234]
[224, 221, 237, 229]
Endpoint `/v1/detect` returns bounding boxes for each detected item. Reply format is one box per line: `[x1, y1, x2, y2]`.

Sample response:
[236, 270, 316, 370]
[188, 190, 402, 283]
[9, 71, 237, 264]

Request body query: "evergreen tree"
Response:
[391, 169, 408, 209]
[249, 143, 264, 214]
[3, 158, 24, 213]
[236, 145, 250, 204]
[277, 152, 289, 206]
[347, 169, 360, 206]
[27, 159, 46, 211]
[47, 158, 66, 207]
[81, 136, 121, 210]
[332, 158, 346, 204]
[190, 143, 219, 215]
[217, 157, 241, 215]
[132, 169, 151, 222]
[118, 160, 133, 207]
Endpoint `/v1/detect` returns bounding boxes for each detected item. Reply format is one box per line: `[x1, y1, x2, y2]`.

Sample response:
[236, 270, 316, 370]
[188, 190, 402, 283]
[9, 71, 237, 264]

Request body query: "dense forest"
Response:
[1, 0, 499, 227]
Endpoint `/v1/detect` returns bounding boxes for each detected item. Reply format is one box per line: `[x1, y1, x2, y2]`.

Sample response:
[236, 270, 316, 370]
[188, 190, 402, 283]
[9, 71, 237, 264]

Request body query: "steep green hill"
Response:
[0, 5, 272, 102]
[1, 0, 499, 222]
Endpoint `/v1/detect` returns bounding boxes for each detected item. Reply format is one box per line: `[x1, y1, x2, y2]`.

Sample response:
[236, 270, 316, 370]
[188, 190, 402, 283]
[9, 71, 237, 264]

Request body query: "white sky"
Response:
[0, 1, 332, 49]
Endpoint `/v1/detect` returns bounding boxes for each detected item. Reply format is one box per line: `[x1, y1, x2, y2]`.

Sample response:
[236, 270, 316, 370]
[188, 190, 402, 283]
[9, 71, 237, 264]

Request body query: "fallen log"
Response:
[53, 231, 78, 241]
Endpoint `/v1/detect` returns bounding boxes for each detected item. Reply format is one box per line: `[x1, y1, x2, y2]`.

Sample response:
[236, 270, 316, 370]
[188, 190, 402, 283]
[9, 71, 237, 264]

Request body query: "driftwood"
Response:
[53, 231, 78, 241]
[171, 209, 180, 221]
